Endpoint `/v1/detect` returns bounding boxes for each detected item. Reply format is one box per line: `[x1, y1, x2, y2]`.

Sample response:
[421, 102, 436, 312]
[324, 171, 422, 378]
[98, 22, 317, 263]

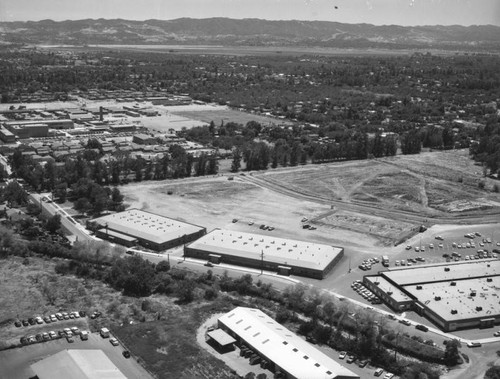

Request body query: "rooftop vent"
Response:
[487, 278, 493, 282]
[416, 285, 423, 290]
[470, 292, 477, 297]
[435, 296, 441, 301]
[476, 306, 483, 311]
[444, 267, 450, 272]
[450, 282, 456, 286]
[451, 310, 458, 314]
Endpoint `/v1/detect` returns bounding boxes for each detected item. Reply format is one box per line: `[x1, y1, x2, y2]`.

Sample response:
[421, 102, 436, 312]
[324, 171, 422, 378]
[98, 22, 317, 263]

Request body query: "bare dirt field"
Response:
[170, 108, 293, 128]
[120, 150, 500, 250]
[120, 175, 380, 249]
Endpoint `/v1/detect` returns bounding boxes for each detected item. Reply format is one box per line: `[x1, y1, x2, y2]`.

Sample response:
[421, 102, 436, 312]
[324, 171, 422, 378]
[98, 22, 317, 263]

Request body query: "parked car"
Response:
[467, 341, 482, 348]
[66, 336, 74, 343]
[338, 351, 347, 359]
[14, 320, 21, 327]
[493, 331, 500, 337]
[374, 368, 384, 376]
[110, 337, 119, 346]
[415, 324, 429, 332]
[384, 373, 394, 379]
[357, 359, 368, 368]
[122, 350, 131, 358]
[346, 355, 356, 364]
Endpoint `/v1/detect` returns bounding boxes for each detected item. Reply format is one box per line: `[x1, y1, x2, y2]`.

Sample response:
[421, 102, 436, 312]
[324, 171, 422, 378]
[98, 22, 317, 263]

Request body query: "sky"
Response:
[0, 0, 498, 26]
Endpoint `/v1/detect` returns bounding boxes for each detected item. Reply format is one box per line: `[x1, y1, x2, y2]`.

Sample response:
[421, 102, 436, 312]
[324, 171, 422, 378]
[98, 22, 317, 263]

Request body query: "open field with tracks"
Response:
[120, 150, 500, 249]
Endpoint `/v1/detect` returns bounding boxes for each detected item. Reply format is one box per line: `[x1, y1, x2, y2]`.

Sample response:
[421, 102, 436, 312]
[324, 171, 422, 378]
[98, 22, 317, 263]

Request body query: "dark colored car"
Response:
[358, 359, 368, 368]
[28, 318, 36, 325]
[122, 350, 131, 358]
[14, 320, 22, 327]
[22, 319, 29, 326]
[415, 324, 429, 332]
[79, 310, 86, 317]
[20, 336, 28, 344]
[35, 334, 43, 342]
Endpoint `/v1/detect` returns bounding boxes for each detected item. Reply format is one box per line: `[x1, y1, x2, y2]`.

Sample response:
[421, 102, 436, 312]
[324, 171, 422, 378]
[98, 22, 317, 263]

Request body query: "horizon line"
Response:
[0, 17, 498, 28]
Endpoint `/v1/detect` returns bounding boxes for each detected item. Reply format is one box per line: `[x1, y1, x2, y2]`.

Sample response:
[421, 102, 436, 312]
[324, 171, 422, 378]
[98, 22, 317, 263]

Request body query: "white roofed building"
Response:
[185, 229, 344, 279]
[218, 307, 359, 379]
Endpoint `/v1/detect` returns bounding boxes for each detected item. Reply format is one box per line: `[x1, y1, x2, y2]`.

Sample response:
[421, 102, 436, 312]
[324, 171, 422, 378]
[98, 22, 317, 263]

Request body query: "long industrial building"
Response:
[217, 307, 359, 379]
[88, 209, 206, 251]
[364, 259, 500, 331]
[185, 229, 344, 279]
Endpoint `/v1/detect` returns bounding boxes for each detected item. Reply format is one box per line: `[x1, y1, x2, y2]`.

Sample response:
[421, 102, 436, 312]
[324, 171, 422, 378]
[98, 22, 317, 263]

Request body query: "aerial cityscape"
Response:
[0, 2, 499, 379]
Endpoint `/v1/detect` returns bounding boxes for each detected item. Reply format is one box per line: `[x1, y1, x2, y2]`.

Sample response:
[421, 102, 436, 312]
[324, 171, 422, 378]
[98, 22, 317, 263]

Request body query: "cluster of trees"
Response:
[470, 116, 500, 176]
[8, 141, 220, 213]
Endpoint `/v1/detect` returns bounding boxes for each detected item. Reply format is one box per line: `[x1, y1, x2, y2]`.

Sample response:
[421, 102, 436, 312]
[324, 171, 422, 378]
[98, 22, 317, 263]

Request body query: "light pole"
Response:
[260, 250, 264, 275]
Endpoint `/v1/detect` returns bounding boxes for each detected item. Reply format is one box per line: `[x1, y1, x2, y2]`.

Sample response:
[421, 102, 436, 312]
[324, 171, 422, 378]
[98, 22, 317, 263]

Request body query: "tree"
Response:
[207, 156, 218, 175]
[485, 366, 500, 379]
[231, 149, 242, 173]
[45, 214, 61, 234]
[177, 279, 196, 303]
[443, 339, 461, 366]
[155, 260, 171, 273]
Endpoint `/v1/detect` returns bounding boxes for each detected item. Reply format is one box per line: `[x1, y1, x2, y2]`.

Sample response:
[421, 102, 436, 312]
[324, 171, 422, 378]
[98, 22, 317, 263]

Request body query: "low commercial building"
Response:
[185, 229, 344, 279]
[0, 127, 16, 143]
[31, 349, 127, 379]
[364, 260, 500, 331]
[218, 307, 359, 379]
[89, 209, 206, 251]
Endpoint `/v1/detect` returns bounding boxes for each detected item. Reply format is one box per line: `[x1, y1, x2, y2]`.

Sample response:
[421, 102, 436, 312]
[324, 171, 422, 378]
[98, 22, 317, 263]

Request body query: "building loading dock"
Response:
[364, 259, 500, 331]
[88, 209, 206, 251]
[185, 229, 344, 279]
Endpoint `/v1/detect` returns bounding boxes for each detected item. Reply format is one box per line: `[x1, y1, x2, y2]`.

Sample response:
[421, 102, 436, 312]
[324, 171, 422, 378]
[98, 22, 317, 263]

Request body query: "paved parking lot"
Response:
[0, 332, 153, 379]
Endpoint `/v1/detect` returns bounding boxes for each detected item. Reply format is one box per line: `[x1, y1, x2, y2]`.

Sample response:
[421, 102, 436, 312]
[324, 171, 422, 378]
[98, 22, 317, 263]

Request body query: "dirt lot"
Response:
[170, 108, 293, 128]
[119, 175, 378, 249]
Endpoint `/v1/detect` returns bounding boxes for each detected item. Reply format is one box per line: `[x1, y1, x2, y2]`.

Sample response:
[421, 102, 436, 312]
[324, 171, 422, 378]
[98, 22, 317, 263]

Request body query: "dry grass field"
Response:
[170, 108, 293, 127]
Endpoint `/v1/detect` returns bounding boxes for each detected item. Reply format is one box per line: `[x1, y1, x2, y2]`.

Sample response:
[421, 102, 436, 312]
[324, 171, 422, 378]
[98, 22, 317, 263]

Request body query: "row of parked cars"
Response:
[358, 257, 380, 271]
[351, 280, 382, 304]
[14, 311, 85, 327]
[394, 256, 426, 266]
[20, 326, 89, 345]
[338, 351, 394, 378]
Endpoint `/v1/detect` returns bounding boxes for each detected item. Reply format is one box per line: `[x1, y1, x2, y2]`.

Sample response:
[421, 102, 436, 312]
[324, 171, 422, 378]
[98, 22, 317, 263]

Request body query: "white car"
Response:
[339, 351, 347, 359]
[384, 373, 394, 379]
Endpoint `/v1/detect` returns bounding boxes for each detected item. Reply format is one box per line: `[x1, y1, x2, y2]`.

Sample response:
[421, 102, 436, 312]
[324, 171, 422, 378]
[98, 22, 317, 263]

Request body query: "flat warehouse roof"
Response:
[207, 329, 236, 346]
[403, 275, 500, 322]
[187, 229, 343, 271]
[31, 349, 127, 379]
[92, 209, 205, 244]
[364, 275, 412, 303]
[383, 259, 500, 286]
[219, 307, 358, 379]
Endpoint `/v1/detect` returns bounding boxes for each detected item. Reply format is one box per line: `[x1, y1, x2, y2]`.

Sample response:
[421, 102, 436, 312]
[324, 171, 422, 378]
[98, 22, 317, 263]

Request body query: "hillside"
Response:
[0, 18, 499, 51]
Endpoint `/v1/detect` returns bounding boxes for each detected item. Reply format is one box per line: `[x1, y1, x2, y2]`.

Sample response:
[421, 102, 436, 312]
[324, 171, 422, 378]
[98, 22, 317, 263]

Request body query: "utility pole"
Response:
[261, 250, 264, 275]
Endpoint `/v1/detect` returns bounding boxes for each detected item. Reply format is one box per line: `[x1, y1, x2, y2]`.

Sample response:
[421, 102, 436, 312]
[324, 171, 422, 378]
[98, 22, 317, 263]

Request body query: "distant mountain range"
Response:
[0, 18, 499, 52]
